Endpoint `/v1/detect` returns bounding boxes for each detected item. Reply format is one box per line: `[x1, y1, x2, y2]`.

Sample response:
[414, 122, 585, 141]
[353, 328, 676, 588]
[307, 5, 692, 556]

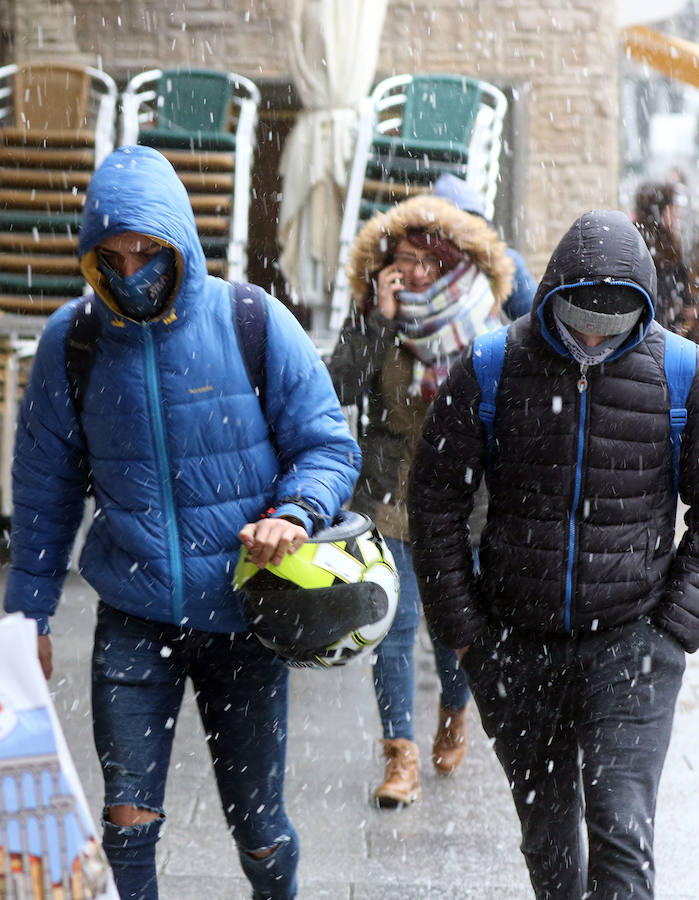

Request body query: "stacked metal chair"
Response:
[329, 73, 508, 331]
[0, 65, 261, 516]
[0, 62, 117, 313]
[121, 68, 260, 282]
[0, 62, 117, 516]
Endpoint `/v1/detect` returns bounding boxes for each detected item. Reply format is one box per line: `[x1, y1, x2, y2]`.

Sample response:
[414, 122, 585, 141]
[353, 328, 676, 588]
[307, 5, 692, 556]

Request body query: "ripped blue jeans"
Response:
[92, 601, 298, 900]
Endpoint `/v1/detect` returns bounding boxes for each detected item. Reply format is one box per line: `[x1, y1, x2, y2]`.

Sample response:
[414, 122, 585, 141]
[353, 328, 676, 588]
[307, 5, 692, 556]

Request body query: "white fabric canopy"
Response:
[278, 0, 387, 315]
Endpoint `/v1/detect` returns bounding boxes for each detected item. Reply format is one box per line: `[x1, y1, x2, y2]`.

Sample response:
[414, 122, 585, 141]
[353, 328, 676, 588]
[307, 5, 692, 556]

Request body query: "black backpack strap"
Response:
[65, 295, 101, 492]
[229, 282, 323, 527]
[229, 281, 269, 410]
[65, 295, 101, 421]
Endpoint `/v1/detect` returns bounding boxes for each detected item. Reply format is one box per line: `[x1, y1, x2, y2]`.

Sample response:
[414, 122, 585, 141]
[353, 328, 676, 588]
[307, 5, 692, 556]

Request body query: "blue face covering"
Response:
[99, 246, 177, 321]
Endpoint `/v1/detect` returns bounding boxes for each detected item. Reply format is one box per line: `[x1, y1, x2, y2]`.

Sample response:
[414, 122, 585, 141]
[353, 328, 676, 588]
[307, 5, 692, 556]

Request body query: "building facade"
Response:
[1, 0, 620, 283]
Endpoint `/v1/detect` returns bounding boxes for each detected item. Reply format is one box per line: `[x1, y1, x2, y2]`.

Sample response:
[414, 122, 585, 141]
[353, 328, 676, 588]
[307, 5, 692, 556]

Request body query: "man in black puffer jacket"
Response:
[409, 210, 699, 900]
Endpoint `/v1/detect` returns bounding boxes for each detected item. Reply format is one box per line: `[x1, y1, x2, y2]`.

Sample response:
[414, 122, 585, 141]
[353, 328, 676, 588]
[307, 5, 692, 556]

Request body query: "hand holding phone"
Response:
[376, 263, 403, 319]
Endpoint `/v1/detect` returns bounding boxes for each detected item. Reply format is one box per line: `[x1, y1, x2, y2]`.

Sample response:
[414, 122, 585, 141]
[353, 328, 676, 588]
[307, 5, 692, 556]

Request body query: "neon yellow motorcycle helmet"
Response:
[234, 511, 399, 668]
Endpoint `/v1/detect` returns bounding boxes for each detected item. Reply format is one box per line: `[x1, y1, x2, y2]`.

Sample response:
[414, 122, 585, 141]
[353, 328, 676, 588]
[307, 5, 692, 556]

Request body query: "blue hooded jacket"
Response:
[4, 146, 361, 634]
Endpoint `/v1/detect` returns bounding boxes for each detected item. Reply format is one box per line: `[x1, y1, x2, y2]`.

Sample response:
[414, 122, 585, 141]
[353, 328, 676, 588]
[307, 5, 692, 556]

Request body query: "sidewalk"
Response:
[12, 570, 699, 899]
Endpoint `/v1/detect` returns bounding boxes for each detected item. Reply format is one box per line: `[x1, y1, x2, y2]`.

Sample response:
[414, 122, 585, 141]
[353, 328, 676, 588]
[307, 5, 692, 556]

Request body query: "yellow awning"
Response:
[622, 25, 699, 87]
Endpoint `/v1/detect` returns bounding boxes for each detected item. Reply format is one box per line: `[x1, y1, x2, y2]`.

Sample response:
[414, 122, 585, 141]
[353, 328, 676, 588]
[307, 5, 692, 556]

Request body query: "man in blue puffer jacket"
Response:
[3, 145, 361, 900]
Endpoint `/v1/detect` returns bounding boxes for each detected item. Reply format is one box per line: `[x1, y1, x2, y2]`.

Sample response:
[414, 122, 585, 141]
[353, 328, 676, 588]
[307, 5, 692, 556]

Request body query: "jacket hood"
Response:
[78, 145, 207, 318]
[534, 210, 657, 356]
[347, 195, 514, 311]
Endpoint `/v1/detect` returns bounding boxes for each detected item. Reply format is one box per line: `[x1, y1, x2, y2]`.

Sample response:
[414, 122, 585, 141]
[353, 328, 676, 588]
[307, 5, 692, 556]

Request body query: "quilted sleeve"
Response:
[3, 306, 90, 633]
[408, 351, 489, 649]
[326, 308, 400, 406]
[262, 297, 361, 534]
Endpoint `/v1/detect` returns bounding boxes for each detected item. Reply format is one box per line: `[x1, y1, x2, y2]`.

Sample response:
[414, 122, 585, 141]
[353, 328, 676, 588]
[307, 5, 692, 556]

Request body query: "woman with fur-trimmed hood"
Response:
[327, 194, 513, 808]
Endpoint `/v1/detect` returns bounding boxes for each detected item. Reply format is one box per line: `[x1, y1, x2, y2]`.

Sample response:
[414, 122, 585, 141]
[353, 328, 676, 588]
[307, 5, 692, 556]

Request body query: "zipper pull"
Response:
[577, 364, 588, 393]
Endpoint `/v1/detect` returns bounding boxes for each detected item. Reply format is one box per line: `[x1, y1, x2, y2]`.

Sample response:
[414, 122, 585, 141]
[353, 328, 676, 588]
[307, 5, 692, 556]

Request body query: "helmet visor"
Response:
[244, 575, 388, 659]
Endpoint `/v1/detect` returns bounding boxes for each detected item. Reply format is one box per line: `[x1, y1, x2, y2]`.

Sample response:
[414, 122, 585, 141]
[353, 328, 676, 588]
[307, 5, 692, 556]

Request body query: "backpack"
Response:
[472, 325, 696, 496]
[65, 282, 269, 420]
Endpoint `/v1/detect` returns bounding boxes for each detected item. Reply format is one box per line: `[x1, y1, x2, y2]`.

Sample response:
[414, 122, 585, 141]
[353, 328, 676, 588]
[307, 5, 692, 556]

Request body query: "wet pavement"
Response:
[7, 568, 697, 900]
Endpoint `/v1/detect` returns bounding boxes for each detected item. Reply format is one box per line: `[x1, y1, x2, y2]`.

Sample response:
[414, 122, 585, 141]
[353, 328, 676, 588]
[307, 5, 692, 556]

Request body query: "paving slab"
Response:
[2, 567, 697, 899]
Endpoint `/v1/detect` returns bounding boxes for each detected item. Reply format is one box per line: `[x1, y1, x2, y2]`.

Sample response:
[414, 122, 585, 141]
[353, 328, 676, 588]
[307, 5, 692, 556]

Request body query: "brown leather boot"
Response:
[432, 704, 467, 775]
[373, 738, 421, 807]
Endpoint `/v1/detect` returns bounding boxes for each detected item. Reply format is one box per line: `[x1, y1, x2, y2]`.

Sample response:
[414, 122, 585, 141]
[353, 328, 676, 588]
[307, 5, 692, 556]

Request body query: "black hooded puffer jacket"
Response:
[409, 210, 699, 653]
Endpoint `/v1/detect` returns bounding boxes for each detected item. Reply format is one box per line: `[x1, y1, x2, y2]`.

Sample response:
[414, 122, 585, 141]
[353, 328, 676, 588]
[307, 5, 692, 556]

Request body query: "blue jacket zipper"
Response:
[143, 328, 184, 623]
[564, 365, 589, 632]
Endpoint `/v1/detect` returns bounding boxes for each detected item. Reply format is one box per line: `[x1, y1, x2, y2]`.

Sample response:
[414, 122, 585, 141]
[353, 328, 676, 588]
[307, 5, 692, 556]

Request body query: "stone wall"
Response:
[8, 0, 620, 278]
[10, 0, 89, 64]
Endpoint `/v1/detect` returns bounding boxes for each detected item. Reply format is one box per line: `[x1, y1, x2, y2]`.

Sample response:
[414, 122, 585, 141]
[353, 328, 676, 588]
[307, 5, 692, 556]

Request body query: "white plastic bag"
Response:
[0, 613, 119, 899]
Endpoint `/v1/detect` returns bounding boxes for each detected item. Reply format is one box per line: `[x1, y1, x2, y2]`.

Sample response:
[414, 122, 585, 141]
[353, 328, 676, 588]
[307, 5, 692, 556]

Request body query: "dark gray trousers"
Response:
[462, 617, 685, 900]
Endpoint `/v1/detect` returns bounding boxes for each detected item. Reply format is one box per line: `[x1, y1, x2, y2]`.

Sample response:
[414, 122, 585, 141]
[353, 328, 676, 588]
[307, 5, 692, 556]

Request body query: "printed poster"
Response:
[0, 613, 118, 899]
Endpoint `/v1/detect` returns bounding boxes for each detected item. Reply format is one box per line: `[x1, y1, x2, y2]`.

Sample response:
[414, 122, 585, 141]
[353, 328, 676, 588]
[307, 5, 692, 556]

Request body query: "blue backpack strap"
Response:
[472, 325, 509, 465]
[229, 281, 268, 410]
[664, 329, 697, 495]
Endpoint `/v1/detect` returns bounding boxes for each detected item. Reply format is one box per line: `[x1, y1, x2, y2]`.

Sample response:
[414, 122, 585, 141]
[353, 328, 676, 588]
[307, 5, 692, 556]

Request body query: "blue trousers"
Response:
[92, 601, 298, 900]
[373, 538, 471, 740]
[462, 617, 685, 900]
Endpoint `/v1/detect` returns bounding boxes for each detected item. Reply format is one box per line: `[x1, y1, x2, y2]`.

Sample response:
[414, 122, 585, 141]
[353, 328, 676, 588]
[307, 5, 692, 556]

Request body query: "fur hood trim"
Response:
[347, 195, 514, 311]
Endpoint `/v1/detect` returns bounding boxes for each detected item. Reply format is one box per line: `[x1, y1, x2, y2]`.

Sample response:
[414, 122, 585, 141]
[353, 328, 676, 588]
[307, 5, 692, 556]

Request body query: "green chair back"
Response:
[138, 69, 236, 150]
[157, 69, 231, 134]
[401, 75, 482, 146]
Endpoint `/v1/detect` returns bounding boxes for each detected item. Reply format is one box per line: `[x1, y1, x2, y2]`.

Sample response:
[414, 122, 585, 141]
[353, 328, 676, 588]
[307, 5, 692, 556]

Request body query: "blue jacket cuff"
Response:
[27, 613, 51, 635]
[272, 504, 313, 536]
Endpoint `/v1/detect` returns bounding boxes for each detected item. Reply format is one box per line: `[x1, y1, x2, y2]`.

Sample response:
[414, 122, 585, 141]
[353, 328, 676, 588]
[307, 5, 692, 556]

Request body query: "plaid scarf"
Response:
[396, 259, 499, 399]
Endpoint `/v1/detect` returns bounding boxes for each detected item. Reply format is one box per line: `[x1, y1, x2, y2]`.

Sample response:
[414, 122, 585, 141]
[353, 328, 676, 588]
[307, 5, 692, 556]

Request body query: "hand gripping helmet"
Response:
[234, 511, 399, 668]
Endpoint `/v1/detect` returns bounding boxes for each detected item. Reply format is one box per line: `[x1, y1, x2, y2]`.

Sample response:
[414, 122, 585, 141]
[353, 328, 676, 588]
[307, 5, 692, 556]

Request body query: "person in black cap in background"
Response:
[410, 209, 699, 899]
[433, 173, 536, 321]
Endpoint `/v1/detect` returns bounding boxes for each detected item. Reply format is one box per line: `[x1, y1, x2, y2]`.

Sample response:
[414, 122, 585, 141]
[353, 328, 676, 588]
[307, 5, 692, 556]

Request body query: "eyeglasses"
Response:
[394, 251, 442, 273]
